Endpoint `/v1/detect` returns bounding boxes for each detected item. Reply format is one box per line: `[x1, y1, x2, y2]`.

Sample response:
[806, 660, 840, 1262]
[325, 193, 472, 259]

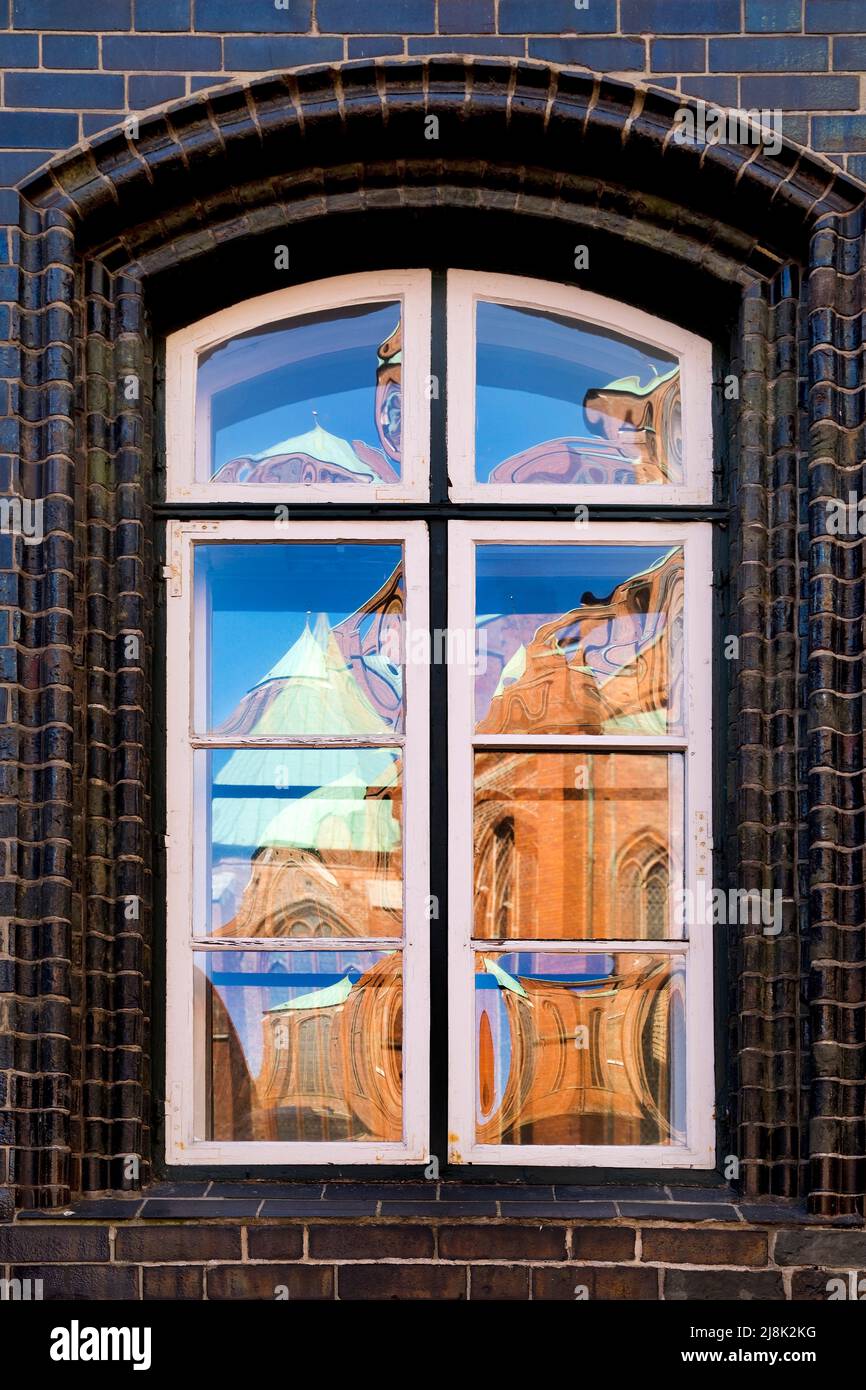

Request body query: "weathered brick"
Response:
[12, 1263, 138, 1299]
[0, 1225, 109, 1262]
[307, 1223, 434, 1260]
[571, 1227, 636, 1262]
[142, 1265, 204, 1299]
[642, 1229, 769, 1266]
[244, 1225, 305, 1261]
[469, 1264, 530, 1299]
[773, 1229, 866, 1266]
[438, 1224, 567, 1262]
[207, 1264, 333, 1300]
[535, 1265, 658, 1300]
[338, 1263, 466, 1300]
[114, 1224, 243, 1262]
[664, 1269, 785, 1299]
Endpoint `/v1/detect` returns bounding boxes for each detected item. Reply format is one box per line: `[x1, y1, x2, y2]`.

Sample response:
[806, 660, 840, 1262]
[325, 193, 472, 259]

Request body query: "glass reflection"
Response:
[196, 543, 404, 736]
[476, 302, 681, 485]
[199, 950, 402, 1142]
[474, 752, 682, 940]
[206, 748, 402, 938]
[196, 302, 402, 484]
[475, 544, 684, 735]
[475, 952, 686, 1146]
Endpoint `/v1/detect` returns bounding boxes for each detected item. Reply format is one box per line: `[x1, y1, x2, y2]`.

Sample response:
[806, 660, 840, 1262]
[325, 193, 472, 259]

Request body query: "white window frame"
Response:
[447, 520, 715, 1168]
[165, 270, 432, 504]
[165, 518, 430, 1165]
[446, 270, 714, 505]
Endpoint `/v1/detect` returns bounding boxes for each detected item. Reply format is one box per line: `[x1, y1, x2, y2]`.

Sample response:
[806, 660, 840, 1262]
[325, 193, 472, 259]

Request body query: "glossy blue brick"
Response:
[621, 0, 739, 33]
[833, 38, 866, 72]
[408, 37, 524, 56]
[709, 37, 828, 71]
[129, 75, 187, 108]
[0, 151, 52, 187]
[347, 38, 404, 58]
[806, 0, 866, 32]
[439, 0, 494, 33]
[812, 116, 866, 152]
[0, 34, 38, 67]
[741, 76, 859, 111]
[6, 73, 126, 110]
[103, 35, 222, 70]
[318, 0, 434, 34]
[0, 113, 79, 148]
[135, 0, 191, 29]
[222, 37, 343, 70]
[500, 0, 616, 33]
[846, 155, 866, 183]
[12, 0, 131, 27]
[189, 75, 232, 92]
[528, 37, 645, 70]
[681, 77, 738, 106]
[195, 0, 310, 30]
[42, 35, 98, 69]
[650, 39, 705, 73]
[745, 0, 802, 31]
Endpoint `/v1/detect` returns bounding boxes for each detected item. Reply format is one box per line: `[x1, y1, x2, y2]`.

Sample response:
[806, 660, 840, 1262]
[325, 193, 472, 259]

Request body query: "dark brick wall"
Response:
[2, 1184, 865, 1300]
[1, 0, 866, 200]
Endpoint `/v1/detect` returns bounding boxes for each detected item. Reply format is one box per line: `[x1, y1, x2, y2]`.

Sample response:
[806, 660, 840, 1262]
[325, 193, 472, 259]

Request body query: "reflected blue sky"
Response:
[197, 542, 402, 729]
[475, 302, 677, 481]
[199, 303, 400, 471]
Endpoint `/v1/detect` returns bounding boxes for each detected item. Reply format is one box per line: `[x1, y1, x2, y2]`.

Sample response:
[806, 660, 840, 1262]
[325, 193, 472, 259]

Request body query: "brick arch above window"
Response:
[2, 57, 864, 1215]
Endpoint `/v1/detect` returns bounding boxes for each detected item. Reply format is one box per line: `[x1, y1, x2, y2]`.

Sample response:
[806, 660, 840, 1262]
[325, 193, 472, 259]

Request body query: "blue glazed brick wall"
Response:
[1, 0, 866, 199]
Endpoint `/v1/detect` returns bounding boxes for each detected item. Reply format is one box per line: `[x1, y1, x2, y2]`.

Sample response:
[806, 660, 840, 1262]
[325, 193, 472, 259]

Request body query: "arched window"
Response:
[165, 271, 713, 1170]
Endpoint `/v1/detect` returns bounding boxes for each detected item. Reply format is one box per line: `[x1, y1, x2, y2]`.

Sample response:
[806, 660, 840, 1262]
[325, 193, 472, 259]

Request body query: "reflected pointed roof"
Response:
[250, 419, 377, 480]
[212, 613, 400, 851]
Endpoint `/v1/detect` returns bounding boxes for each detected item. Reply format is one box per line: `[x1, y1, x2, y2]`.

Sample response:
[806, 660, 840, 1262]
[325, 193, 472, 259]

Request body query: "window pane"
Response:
[198, 950, 402, 1142]
[204, 748, 402, 938]
[475, 951, 686, 1146]
[196, 302, 403, 484]
[196, 543, 404, 736]
[475, 302, 681, 485]
[475, 544, 684, 735]
[474, 752, 683, 940]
